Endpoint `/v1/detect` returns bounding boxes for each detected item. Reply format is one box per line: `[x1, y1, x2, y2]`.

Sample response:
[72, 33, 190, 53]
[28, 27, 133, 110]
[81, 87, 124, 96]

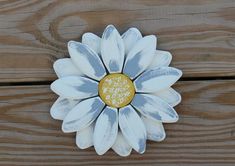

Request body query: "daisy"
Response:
[50, 25, 182, 156]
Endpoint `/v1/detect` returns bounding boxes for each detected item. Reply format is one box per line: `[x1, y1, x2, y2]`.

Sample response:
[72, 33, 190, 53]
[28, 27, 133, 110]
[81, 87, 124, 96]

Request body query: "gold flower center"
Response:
[98, 73, 135, 108]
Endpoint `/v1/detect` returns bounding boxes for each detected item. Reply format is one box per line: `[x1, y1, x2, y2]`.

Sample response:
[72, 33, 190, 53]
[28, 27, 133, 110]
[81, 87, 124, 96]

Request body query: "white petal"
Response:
[53, 58, 83, 78]
[51, 76, 98, 99]
[131, 94, 179, 123]
[94, 107, 118, 155]
[82, 33, 101, 55]
[68, 41, 106, 80]
[76, 123, 94, 149]
[141, 116, 166, 142]
[123, 35, 157, 79]
[112, 132, 132, 157]
[50, 97, 80, 120]
[62, 97, 105, 133]
[122, 27, 142, 55]
[154, 88, 181, 107]
[134, 67, 182, 93]
[148, 50, 172, 69]
[101, 25, 125, 73]
[119, 105, 146, 154]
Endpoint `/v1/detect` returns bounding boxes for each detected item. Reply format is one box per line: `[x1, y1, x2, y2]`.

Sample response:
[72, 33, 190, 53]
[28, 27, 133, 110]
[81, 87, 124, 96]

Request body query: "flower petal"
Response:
[148, 50, 172, 69]
[76, 123, 94, 149]
[119, 105, 146, 154]
[112, 132, 132, 157]
[50, 97, 80, 120]
[53, 58, 83, 78]
[68, 41, 106, 80]
[134, 67, 182, 93]
[122, 27, 142, 55]
[154, 88, 181, 107]
[82, 33, 101, 55]
[51, 76, 98, 99]
[141, 116, 166, 142]
[123, 35, 157, 79]
[94, 107, 118, 155]
[131, 94, 179, 123]
[62, 97, 105, 133]
[101, 25, 125, 73]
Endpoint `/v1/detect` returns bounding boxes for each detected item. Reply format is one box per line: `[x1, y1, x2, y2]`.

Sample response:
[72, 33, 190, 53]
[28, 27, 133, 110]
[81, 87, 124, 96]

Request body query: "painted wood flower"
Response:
[50, 25, 182, 156]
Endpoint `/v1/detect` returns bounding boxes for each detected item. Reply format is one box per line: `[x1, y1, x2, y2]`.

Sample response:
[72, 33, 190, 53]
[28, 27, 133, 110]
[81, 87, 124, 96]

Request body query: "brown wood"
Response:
[0, 80, 235, 165]
[0, 0, 235, 82]
[1, 0, 235, 165]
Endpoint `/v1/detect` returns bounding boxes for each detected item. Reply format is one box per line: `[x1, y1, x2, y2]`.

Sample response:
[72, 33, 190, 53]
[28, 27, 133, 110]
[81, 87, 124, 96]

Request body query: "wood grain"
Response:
[0, 80, 235, 166]
[0, 0, 235, 82]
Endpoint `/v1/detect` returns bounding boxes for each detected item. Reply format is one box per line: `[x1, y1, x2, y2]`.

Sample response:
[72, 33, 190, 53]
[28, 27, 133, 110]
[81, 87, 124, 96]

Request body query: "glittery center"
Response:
[98, 73, 135, 108]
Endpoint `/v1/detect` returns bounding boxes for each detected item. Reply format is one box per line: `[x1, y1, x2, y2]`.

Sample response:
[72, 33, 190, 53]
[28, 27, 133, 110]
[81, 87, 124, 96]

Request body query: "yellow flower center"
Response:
[98, 73, 135, 108]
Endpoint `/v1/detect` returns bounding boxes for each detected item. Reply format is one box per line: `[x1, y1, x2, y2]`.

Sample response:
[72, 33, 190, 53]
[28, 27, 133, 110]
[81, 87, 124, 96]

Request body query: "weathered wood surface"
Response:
[0, 80, 235, 166]
[1, 0, 235, 165]
[0, 0, 235, 82]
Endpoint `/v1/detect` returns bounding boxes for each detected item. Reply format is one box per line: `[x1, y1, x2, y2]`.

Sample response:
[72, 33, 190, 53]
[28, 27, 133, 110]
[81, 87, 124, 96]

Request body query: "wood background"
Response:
[0, 0, 235, 165]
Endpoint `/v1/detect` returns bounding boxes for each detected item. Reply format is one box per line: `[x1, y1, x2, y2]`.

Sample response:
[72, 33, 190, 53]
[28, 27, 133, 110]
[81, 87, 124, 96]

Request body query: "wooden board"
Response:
[0, 0, 235, 82]
[1, 0, 235, 165]
[0, 80, 235, 165]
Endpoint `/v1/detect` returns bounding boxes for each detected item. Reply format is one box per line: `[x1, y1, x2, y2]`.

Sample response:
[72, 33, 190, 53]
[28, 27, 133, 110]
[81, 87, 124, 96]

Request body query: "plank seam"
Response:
[0, 76, 235, 86]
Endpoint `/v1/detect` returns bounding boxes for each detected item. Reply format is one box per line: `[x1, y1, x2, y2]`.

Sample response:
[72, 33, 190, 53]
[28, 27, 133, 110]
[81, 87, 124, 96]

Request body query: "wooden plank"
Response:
[0, 80, 235, 165]
[0, 0, 235, 82]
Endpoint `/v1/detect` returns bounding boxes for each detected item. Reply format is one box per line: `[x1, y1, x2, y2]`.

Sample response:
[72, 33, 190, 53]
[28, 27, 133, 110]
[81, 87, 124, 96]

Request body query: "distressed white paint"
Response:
[68, 41, 106, 81]
[76, 123, 94, 149]
[62, 97, 105, 133]
[132, 94, 179, 123]
[82, 32, 101, 55]
[148, 50, 172, 69]
[122, 27, 142, 55]
[134, 67, 182, 93]
[50, 25, 183, 156]
[94, 107, 118, 155]
[119, 105, 147, 154]
[101, 25, 125, 73]
[141, 116, 166, 142]
[123, 35, 157, 79]
[50, 97, 80, 120]
[154, 88, 181, 107]
[50, 76, 98, 99]
[53, 58, 83, 78]
[112, 132, 132, 157]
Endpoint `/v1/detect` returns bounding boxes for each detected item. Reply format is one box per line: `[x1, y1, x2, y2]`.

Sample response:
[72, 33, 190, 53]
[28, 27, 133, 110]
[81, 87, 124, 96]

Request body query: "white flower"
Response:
[50, 25, 182, 156]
